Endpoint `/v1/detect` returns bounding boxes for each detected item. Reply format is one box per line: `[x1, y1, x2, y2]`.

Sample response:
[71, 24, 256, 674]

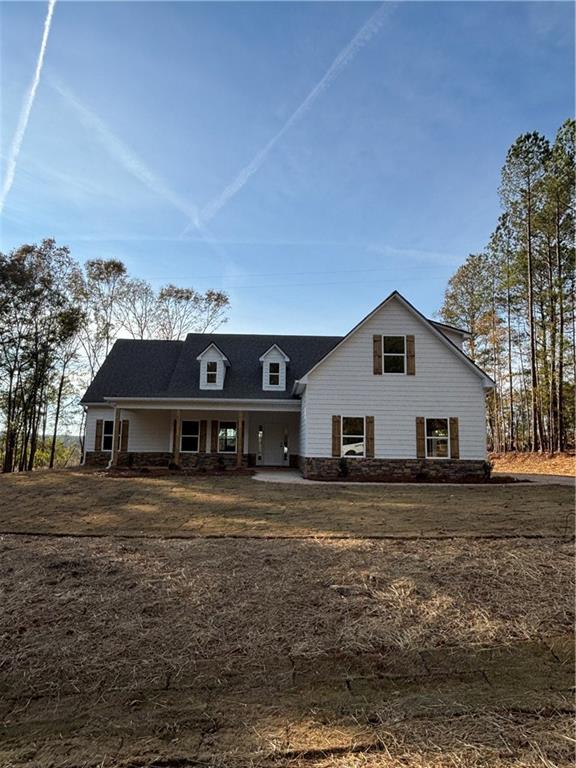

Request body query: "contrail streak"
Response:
[186, 2, 394, 232]
[52, 80, 198, 223]
[0, 0, 56, 213]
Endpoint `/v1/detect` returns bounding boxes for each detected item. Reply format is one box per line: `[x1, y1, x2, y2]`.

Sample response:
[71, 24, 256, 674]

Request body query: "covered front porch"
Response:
[86, 398, 301, 470]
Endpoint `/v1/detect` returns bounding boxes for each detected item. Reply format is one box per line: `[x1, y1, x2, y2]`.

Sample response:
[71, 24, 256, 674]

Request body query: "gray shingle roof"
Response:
[80, 334, 342, 403]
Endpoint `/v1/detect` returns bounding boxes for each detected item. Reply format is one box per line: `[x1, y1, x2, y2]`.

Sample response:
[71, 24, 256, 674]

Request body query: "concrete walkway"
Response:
[254, 469, 575, 487]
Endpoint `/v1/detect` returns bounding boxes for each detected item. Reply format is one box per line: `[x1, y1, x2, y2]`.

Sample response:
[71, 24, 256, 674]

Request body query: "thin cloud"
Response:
[0, 0, 56, 214]
[185, 2, 394, 232]
[51, 79, 198, 224]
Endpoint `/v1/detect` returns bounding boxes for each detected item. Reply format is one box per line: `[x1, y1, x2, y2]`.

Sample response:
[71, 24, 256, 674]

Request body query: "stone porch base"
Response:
[300, 457, 491, 482]
[84, 451, 248, 469]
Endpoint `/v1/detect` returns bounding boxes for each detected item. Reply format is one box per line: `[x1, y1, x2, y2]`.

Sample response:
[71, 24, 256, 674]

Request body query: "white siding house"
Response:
[81, 291, 493, 481]
[301, 298, 486, 460]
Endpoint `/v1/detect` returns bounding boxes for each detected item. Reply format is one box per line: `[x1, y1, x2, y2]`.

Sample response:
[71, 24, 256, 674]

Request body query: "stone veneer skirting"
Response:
[85, 452, 489, 481]
[85, 452, 300, 470]
[84, 451, 247, 469]
[300, 457, 491, 482]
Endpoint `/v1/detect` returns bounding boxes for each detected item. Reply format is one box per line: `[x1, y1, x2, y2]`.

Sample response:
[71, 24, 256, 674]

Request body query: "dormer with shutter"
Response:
[259, 344, 289, 391]
[197, 343, 229, 390]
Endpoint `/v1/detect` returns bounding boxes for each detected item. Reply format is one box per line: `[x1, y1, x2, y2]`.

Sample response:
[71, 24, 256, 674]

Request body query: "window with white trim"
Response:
[426, 418, 449, 458]
[218, 421, 237, 453]
[268, 362, 280, 386]
[383, 336, 406, 373]
[341, 417, 365, 457]
[181, 421, 199, 452]
[102, 420, 114, 451]
[206, 361, 218, 385]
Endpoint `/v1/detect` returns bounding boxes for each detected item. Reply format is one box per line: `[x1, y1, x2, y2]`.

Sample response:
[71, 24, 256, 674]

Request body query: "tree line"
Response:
[440, 119, 575, 453]
[0, 240, 229, 472]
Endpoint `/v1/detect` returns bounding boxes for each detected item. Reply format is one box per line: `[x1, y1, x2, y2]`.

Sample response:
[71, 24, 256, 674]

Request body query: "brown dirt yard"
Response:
[0, 470, 574, 768]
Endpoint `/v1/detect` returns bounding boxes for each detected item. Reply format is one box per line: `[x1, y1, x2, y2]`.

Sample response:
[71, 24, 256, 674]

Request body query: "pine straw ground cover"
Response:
[491, 452, 576, 477]
[0, 532, 574, 767]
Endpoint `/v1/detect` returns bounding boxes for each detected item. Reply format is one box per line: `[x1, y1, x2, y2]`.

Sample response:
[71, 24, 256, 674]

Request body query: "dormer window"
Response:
[259, 345, 290, 392]
[197, 343, 229, 390]
[268, 362, 280, 386]
[206, 361, 217, 385]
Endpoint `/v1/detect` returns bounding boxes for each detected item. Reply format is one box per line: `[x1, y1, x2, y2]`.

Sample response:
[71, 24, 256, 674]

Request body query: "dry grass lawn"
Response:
[0, 468, 573, 538]
[0, 470, 574, 767]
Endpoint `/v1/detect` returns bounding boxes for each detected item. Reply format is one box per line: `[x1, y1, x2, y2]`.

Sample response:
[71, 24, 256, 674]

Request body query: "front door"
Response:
[259, 423, 288, 466]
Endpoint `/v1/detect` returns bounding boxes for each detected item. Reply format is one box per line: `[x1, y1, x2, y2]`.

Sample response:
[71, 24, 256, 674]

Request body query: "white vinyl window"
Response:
[181, 421, 199, 453]
[101, 420, 114, 451]
[341, 417, 365, 457]
[218, 421, 237, 453]
[383, 335, 406, 374]
[206, 361, 218, 385]
[268, 362, 280, 386]
[426, 418, 449, 458]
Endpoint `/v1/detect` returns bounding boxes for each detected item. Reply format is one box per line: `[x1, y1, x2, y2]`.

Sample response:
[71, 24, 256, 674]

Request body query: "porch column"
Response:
[173, 409, 182, 466]
[110, 405, 121, 467]
[237, 411, 244, 468]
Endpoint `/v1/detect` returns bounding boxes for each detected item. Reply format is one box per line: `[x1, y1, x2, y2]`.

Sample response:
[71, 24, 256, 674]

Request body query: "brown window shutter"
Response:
[373, 335, 383, 375]
[172, 420, 177, 453]
[416, 417, 425, 458]
[406, 335, 415, 375]
[366, 416, 375, 458]
[449, 417, 460, 459]
[95, 420, 103, 451]
[211, 420, 219, 453]
[199, 420, 207, 452]
[332, 415, 341, 457]
[120, 420, 129, 452]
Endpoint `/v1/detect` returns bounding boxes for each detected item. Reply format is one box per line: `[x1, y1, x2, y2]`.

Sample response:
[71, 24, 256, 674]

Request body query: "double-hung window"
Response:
[383, 336, 406, 373]
[102, 420, 114, 451]
[218, 421, 237, 453]
[426, 418, 449, 458]
[341, 417, 365, 457]
[206, 361, 218, 385]
[268, 362, 280, 386]
[181, 421, 199, 452]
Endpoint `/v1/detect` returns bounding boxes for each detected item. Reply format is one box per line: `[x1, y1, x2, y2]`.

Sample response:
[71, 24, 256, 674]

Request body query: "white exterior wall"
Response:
[85, 406, 172, 453]
[302, 298, 488, 460]
[84, 406, 114, 454]
[125, 409, 173, 451]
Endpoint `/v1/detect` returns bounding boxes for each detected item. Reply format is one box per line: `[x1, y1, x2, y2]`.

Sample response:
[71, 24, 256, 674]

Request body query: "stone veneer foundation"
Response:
[300, 457, 491, 482]
[85, 452, 489, 481]
[85, 452, 300, 470]
[84, 451, 247, 469]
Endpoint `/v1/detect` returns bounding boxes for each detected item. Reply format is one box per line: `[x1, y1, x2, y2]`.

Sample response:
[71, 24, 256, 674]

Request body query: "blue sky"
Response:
[1, 1, 574, 335]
